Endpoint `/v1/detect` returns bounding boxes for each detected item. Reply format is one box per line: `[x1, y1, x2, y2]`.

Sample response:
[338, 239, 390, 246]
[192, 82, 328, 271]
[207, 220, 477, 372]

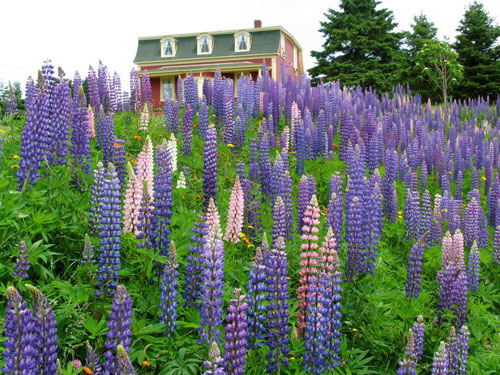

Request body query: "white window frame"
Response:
[197, 34, 214, 55]
[280, 35, 286, 58]
[234, 31, 251, 52]
[161, 77, 176, 101]
[160, 37, 177, 58]
[293, 46, 297, 70]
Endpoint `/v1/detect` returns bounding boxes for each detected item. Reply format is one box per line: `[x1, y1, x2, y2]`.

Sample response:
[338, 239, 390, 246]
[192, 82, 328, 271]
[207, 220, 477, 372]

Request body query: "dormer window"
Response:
[197, 34, 213, 55]
[160, 37, 177, 57]
[234, 31, 251, 52]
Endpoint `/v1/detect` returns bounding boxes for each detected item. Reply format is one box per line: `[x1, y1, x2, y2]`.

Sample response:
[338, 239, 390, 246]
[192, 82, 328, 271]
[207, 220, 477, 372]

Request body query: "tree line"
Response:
[309, 0, 500, 103]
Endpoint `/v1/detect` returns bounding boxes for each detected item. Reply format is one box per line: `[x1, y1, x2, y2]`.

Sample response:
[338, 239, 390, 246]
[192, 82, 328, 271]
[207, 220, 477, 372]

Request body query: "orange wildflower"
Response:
[133, 135, 141, 140]
[130, 159, 137, 164]
[142, 361, 151, 367]
[83, 367, 92, 375]
[113, 142, 121, 147]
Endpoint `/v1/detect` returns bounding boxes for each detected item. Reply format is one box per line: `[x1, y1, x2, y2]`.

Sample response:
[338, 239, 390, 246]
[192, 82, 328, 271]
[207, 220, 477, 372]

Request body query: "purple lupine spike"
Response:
[136, 180, 153, 251]
[383, 150, 398, 220]
[176, 75, 183, 105]
[199, 223, 225, 345]
[396, 329, 417, 375]
[85, 343, 102, 375]
[405, 189, 420, 241]
[249, 138, 259, 182]
[406, 232, 429, 298]
[97, 109, 116, 167]
[141, 70, 152, 108]
[1, 287, 38, 375]
[345, 184, 364, 281]
[70, 86, 91, 175]
[203, 124, 218, 206]
[88, 65, 100, 111]
[455, 325, 470, 375]
[129, 69, 140, 113]
[258, 132, 271, 199]
[467, 241, 480, 292]
[97, 61, 111, 113]
[247, 245, 267, 349]
[421, 161, 428, 191]
[493, 226, 500, 265]
[96, 163, 122, 297]
[245, 187, 263, 243]
[297, 175, 312, 233]
[412, 315, 425, 361]
[326, 188, 343, 245]
[116, 345, 136, 375]
[455, 171, 463, 200]
[203, 342, 224, 375]
[464, 196, 480, 247]
[184, 217, 208, 308]
[112, 71, 122, 112]
[431, 341, 449, 374]
[89, 162, 106, 235]
[199, 98, 209, 140]
[26, 284, 58, 375]
[488, 178, 499, 226]
[184, 74, 198, 111]
[363, 179, 382, 274]
[111, 139, 126, 186]
[103, 285, 133, 375]
[49, 67, 71, 165]
[182, 104, 193, 155]
[420, 190, 432, 238]
[223, 289, 248, 375]
[264, 237, 290, 373]
[13, 240, 30, 280]
[477, 206, 488, 249]
[203, 78, 213, 106]
[296, 120, 307, 175]
[159, 241, 179, 336]
[6, 82, 18, 115]
[272, 196, 287, 245]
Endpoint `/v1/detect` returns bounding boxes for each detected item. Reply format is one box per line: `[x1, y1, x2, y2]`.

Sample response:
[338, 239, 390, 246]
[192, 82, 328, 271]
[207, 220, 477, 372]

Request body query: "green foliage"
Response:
[453, 1, 500, 99]
[308, 0, 404, 92]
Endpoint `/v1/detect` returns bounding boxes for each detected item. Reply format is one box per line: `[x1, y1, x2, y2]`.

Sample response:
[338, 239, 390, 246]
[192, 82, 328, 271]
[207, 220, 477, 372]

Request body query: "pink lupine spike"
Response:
[224, 176, 244, 243]
[320, 226, 339, 271]
[88, 105, 96, 138]
[123, 162, 142, 234]
[206, 197, 222, 237]
[297, 194, 321, 333]
[136, 135, 154, 199]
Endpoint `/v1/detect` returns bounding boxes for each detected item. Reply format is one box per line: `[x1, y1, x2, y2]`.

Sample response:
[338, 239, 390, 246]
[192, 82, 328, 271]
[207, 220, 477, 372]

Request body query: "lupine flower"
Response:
[249, 138, 259, 181]
[2, 286, 38, 375]
[345, 184, 364, 281]
[202, 342, 225, 375]
[176, 171, 187, 189]
[184, 217, 208, 308]
[199, 99, 209, 139]
[88, 105, 96, 138]
[224, 176, 245, 242]
[493, 226, 500, 265]
[247, 245, 267, 349]
[467, 241, 480, 292]
[140, 103, 149, 131]
[129, 69, 140, 113]
[89, 162, 106, 235]
[136, 180, 153, 250]
[272, 196, 287, 245]
[182, 104, 193, 155]
[96, 163, 122, 297]
[223, 288, 248, 375]
[6, 82, 18, 115]
[96, 109, 116, 166]
[103, 285, 133, 375]
[135, 136, 154, 199]
[431, 341, 449, 374]
[464, 196, 480, 247]
[167, 133, 178, 172]
[160, 241, 179, 336]
[25, 284, 58, 375]
[203, 124, 218, 206]
[297, 195, 320, 332]
[199, 222, 225, 345]
[264, 237, 290, 373]
[206, 198, 221, 236]
[297, 175, 312, 233]
[406, 232, 429, 298]
[85, 343, 102, 375]
[327, 173, 343, 242]
[141, 70, 152, 108]
[123, 163, 142, 234]
[116, 345, 136, 375]
[258, 132, 272, 199]
[13, 240, 30, 280]
[81, 234, 95, 265]
[412, 315, 425, 361]
[396, 329, 417, 375]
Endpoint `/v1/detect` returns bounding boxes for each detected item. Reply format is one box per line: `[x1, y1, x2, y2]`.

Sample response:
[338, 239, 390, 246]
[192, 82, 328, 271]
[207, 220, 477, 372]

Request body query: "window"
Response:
[197, 34, 213, 55]
[293, 46, 297, 70]
[162, 78, 175, 101]
[280, 35, 286, 57]
[234, 31, 251, 52]
[161, 37, 177, 57]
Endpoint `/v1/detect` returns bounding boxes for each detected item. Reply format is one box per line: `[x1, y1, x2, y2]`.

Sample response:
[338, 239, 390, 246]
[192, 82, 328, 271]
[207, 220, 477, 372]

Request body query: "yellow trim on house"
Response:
[271, 57, 277, 80]
[135, 53, 278, 67]
[142, 63, 263, 78]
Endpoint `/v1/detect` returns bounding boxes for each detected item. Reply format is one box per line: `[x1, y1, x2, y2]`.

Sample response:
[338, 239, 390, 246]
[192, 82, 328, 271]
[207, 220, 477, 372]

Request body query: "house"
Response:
[133, 20, 304, 108]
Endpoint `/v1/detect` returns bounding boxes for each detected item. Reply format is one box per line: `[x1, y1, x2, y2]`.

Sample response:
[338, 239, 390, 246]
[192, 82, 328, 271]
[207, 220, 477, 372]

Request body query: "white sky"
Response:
[1, 0, 499, 88]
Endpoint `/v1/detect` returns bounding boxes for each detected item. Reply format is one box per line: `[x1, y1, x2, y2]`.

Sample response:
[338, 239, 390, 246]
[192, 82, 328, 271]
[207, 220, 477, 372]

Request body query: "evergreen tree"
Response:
[309, 0, 403, 93]
[453, 1, 500, 99]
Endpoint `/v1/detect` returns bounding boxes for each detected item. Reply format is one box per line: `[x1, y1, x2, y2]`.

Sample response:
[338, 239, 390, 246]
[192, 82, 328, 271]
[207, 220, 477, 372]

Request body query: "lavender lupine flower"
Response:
[249, 138, 259, 182]
[431, 341, 449, 374]
[13, 240, 30, 280]
[493, 226, 500, 265]
[199, 223, 225, 345]
[6, 82, 18, 115]
[467, 241, 480, 292]
[184, 217, 208, 308]
[184, 74, 198, 111]
[396, 329, 417, 375]
[159, 241, 179, 336]
[203, 124, 218, 206]
[171, 101, 180, 135]
[88, 65, 100, 111]
[89, 162, 106, 235]
[141, 70, 152, 108]
[420, 190, 433, 238]
[111, 139, 126, 187]
[70, 86, 91, 175]
[48, 67, 71, 165]
[464, 196, 480, 247]
[26, 284, 58, 375]
[259, 133, 272, 199]
[455, 325, 470, 375]
[85, 343, 102, 375]
[345, 185, 364, 281]
[116, 345, 136, 375]
[199, 99, 209, 140]
[223, 289, 248, 375]
[182, 104, 193, 155]
[103, 285, 133, 375]
[224, 176, 245, 242]
[136, 180, 153, 251]
[272, 196, 287, 246]
[176, 75, 183, 105]
[96, 163, 122, 297]
[129, 69, 140, 113]
[81, 234, 95, 265]
[406, 232, 429, 298]
[412, 315, 425, 361]
[363, 179, 382, 274]
[405, 189, 420, 241]
[247, 245, 267, 349]
[223, 93, 234, 145]
[327, 173, 344, 242]
[1, 286, 38, 375]
[97, 110, 116, 166]
[264, 237, 290, 373]
[203, 342, 225, 375]
[297, 175, 312, 233]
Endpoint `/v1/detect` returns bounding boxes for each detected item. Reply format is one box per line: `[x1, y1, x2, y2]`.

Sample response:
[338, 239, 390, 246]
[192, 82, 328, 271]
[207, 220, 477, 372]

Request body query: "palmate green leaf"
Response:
[83, 317, 108, 338]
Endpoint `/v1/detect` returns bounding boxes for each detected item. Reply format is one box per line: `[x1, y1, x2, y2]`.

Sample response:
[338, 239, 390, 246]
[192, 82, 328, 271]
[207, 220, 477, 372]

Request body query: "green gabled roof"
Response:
[134, 29, 281, 63]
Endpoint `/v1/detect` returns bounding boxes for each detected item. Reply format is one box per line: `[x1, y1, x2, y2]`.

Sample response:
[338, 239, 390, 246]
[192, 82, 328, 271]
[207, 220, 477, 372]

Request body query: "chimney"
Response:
[254, 20, 262, 29]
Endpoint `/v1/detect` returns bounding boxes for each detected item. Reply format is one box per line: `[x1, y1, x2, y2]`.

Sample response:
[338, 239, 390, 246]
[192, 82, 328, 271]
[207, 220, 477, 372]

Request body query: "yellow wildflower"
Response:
[12, 155, 20, 159]
[0, 129, 6, 134]
[227, 143, 235, 148]
[10, 164, 20, 169]
[481, 176, 487, 181]
[442, 208, 448, 213]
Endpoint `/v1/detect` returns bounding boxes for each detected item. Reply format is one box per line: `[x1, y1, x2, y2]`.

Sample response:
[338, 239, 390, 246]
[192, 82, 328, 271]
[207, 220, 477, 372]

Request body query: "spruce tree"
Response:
[309, 0, 403, 93]
[453, 1, 500, 99]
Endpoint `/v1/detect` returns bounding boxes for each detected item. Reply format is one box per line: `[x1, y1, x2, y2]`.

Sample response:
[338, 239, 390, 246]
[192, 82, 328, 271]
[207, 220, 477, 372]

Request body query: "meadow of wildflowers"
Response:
[0, 59, 500, 375]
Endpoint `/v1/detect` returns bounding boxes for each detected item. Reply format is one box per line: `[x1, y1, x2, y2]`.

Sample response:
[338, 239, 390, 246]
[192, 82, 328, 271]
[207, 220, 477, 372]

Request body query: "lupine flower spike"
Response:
[224, 176, 245, 242]
[13, 240, 30, 280]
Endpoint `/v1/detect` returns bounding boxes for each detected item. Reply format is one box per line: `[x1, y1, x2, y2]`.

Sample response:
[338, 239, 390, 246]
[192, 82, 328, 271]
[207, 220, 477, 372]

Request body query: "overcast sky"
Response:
[1, 0, 499, 88]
